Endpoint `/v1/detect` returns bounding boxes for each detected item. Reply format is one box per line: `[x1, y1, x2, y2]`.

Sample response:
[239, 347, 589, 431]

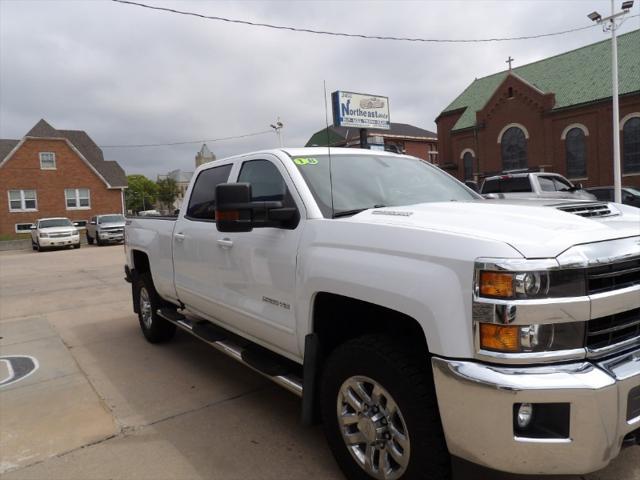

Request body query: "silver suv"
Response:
[86, 214, 126, 245]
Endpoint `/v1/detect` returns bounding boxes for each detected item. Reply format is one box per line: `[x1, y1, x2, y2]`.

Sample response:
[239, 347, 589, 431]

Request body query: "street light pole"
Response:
[270, 118, 284, 147]
[610, 0, 622, 204]
[588, 0, 633, 204]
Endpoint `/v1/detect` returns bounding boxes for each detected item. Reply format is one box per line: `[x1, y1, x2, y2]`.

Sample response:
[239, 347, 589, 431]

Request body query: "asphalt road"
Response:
[0, 245, 638, 480]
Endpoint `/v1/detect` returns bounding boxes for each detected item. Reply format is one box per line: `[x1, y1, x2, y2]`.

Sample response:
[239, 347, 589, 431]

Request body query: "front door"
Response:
[214, 156, 305, 357]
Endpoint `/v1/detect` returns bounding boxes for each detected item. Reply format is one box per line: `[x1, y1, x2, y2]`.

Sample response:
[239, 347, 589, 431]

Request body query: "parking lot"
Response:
[0, 245, 638, 480]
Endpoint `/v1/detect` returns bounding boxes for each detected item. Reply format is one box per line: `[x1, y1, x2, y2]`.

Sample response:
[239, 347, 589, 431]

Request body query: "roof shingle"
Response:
[441, 29, 640, 132]
[1, 120, 127, 188]
[306, 122, 437, 147]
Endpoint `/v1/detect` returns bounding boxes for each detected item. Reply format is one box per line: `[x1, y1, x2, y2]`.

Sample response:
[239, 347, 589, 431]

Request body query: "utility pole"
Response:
[588, 0, 634, 204]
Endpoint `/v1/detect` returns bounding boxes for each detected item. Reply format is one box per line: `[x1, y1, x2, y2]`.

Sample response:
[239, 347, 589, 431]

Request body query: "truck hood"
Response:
[347, 201, 640, 258]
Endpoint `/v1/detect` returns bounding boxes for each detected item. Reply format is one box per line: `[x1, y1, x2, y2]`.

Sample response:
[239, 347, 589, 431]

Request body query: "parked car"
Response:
[586, 186, 640, 207]
[125, 148, 639, 480]
[31, 217, 80, 251]
[86, 214, 126, 245]
[480, 171, 596, 200]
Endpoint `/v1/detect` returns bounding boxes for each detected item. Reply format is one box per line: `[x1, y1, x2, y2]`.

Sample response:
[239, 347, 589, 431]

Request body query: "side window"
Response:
[552, 176, 572, 191]
[237, 159, 294, 206]
[538, 176, 557, 192]
[186, 164, 233, 221]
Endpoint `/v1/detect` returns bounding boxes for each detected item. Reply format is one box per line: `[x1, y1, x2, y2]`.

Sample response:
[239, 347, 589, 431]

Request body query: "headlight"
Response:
[39, 232, 49, 238]
[476, 263, 586, 299]
[479, 321, 585, 353]
[72, 228, 79, 234]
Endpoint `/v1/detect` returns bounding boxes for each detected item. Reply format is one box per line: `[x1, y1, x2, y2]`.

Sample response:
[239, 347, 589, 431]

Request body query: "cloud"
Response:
[1, 0, 637, 178]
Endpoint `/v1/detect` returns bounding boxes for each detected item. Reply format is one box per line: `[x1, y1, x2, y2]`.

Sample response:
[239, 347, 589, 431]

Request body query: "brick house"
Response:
[306, 123, 439, 162]
[435, 29, 640, 187]
[0, 119, 127, 236]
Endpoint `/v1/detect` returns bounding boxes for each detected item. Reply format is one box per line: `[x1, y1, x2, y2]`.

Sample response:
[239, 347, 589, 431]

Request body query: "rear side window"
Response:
[186, 164, 233, 221]
[482, 177, 531, 193]
[237, 160, 294, 206]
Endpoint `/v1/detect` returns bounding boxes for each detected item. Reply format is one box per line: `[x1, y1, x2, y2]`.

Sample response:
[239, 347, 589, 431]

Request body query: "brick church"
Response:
[435, 29, 640, 187]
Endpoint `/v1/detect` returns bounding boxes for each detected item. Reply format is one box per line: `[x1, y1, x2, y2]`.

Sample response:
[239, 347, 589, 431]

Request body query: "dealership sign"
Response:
[332, 91, 390, 130]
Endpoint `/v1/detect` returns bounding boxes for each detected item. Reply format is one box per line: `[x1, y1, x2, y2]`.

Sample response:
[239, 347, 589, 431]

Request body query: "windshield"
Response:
[292, 154, 480, 217]
[99, 215, 125, 224]
[40, 218, 72, 228]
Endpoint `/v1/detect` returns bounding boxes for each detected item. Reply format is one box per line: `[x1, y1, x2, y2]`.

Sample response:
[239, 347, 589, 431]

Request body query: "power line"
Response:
[100, 129, 272, 148]
[111, 0, 618, 43]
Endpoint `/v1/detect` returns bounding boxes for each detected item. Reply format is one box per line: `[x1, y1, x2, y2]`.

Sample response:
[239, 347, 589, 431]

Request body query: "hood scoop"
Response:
[555, 202, 618, 218]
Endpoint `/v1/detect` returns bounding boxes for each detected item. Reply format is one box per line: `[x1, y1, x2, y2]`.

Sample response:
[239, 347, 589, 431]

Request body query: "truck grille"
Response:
[556, 203, 615, 217]
[587, 257, 640, 294]
[49, 231, 73, 238]
[587, 307, 640, 351]
[102, 227, 124, 233]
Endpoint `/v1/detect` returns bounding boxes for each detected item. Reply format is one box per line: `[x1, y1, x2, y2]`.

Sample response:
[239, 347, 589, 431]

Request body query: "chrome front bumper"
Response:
[432, 348, 640, 475]
[39, 234, 80, 247]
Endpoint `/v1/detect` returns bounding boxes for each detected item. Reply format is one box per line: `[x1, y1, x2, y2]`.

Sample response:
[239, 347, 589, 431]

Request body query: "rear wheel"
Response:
[133, 272, 176, 343]
[321, 335, 451, 480]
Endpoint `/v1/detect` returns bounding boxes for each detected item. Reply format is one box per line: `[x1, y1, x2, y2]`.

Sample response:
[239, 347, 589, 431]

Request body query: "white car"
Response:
[31, 217, 80, 251]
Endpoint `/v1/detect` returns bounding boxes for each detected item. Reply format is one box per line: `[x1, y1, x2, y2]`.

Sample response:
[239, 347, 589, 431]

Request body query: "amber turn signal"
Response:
[479, 272, 514, 298]
[480, 323, 520, 352]
[216, 210, 239, 221]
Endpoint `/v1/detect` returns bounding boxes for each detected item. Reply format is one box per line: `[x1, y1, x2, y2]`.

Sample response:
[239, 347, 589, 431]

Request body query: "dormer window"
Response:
[507, 87, 514, 98]
[40, 152, 56, 169]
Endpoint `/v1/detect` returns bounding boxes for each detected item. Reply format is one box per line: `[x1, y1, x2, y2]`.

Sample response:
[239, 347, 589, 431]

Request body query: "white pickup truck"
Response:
[124, 148, 640, 480]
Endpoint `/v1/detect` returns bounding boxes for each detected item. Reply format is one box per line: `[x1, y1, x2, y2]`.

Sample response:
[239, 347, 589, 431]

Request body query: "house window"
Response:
[8, 190, 37, 212]
[500, 126, 527, 171]
[565, 127, 587, 178]
[623, 116, 640, 174]
[15, 223, 34, 233]
[40, 152, 56, 169]
[462, 151, 475, 180]
[65, 188, 91, 209]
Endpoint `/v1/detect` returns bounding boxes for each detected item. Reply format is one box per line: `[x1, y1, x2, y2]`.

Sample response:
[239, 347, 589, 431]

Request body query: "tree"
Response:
[126, 175, 158, 213]
[156, 177, 179, 212]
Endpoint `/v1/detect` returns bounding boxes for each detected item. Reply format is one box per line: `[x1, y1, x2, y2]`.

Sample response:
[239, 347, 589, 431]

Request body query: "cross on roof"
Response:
[506, 56, 515, 71]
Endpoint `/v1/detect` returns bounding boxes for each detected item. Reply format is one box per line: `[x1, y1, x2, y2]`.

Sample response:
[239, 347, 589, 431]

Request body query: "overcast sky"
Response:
[1, 0, 638, 179]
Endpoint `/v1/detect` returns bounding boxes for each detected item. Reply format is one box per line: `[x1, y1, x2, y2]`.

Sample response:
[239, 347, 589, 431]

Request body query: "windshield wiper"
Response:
[333, 205, 386, 218]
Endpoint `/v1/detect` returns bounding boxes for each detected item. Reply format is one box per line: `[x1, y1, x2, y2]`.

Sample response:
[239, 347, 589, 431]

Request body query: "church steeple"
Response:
[195, 143, 216, 167]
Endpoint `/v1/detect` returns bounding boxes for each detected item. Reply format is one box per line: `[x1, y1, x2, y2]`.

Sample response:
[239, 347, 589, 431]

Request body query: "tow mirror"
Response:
[215, 183, 254, 232]
[215, 183, 299, 232]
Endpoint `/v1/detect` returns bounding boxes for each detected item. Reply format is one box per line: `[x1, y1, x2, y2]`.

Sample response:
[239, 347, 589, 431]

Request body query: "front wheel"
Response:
[87, 233, 94, 245]
[321, 335, 451, 480]
[133, 272, 176, 343]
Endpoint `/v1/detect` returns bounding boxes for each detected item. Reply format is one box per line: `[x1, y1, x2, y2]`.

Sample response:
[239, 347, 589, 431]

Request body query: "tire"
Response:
[96, 235, 103, 246]
[36, 240, 44, 252]
[87, 233, 94, 245]
[321, 335, 451, 480]
[73, 243, 81, 249]
[133, 272, 176, 343]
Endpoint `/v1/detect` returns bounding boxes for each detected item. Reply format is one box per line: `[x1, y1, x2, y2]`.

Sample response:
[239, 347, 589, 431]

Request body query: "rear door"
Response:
[172, 163, 234, 317]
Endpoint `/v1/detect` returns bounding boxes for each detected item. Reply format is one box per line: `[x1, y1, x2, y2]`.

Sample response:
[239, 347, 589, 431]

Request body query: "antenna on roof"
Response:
[323, 80, 335, 218]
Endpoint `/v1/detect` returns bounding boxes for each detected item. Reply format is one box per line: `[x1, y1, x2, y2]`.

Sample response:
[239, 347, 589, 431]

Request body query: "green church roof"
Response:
[441, 29, 640, 132]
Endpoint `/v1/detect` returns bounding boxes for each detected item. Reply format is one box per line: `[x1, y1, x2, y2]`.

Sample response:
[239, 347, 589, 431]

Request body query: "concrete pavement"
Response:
[0, 246, 638, 479]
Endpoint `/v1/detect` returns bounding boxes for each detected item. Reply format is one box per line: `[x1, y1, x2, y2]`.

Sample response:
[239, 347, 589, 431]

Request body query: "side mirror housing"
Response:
[30, 225, 36, 230]
[215, 183, 299, 232]
[90, 221, 97, 225]
[215, 183, 254, 232]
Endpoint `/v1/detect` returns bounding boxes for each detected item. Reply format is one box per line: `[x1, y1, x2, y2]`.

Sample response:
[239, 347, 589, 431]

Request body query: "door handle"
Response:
[174, 232, 185, 242]
[217, 238, 234, 249]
